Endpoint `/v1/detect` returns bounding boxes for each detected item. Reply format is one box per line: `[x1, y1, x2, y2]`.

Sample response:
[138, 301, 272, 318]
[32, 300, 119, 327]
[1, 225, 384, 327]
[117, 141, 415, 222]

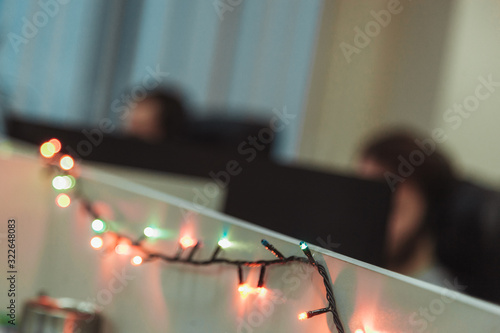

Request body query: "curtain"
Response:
[0, 0, 323, 160]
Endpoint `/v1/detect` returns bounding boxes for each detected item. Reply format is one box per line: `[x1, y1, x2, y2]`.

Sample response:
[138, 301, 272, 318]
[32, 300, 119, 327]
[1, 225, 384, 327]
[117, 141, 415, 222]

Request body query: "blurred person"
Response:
[357, 131, 457, 286]
[123, 87, 187, 143]
[121, 86, 274, 155]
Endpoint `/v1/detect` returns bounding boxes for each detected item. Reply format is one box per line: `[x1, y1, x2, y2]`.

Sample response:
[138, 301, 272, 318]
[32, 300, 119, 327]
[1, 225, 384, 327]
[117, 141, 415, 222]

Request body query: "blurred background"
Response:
[0, 0, 321, 160]
[0, 0, 500, 181]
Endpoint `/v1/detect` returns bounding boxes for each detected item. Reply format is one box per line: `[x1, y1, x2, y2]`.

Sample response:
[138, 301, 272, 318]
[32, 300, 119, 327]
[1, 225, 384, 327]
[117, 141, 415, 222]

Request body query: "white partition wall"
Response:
[1, 142, 500, 332]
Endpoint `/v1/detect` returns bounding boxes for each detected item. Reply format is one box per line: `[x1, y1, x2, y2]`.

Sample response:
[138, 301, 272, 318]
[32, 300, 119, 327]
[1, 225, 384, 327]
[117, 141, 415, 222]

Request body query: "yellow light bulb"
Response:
[238, 284, 253, 299]
[55, 193, 71, 208]
[180, 236, 195, 249]
[256, 287, 267, 296]
[298, 312, 308, 320]
[40, 142, 56, 158]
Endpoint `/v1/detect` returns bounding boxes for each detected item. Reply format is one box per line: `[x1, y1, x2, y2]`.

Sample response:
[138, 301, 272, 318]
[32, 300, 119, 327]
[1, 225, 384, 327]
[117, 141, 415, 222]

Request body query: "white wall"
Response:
[431, 0, 500, 186]
[299, 0, 454, 172]
[299, 0, 500, 188]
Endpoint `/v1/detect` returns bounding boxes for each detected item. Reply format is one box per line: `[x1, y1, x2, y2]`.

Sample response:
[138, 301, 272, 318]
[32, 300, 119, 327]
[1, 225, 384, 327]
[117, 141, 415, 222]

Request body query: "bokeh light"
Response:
[238, 284, 253, 299]
[67, 176, 76, 188]
[115, 243, 131, 255]
[60, 155, 74, 170]
[144, 226, 160, 238]
[91, 219, 106, 233]
[55, 193, 71, 208]
[90, 236, 103, 249]
[256, 287, 267, 296]
[40, 142, 56, 158]
[218, 238, 232, 249]
[131, 256, 143, 266]
[180, 235, 196, 249]
[52, 176, 73, 190]
[48, 138, 61, 153]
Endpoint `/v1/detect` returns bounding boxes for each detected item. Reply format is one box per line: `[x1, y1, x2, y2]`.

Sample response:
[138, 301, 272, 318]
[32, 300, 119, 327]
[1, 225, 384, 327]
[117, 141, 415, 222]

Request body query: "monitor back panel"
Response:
[224, 163, 392, 266]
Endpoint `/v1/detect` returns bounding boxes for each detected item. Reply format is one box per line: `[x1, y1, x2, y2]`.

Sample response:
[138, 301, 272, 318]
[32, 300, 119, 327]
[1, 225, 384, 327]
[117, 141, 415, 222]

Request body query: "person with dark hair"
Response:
[357, 130, 458, 286]
[124, 87, 188, 143]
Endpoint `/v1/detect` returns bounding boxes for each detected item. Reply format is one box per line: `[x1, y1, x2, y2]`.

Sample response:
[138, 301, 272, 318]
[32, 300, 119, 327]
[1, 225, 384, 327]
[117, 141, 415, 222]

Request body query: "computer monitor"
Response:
[5, 115, 270, 177]
[224, 162, 392, 266]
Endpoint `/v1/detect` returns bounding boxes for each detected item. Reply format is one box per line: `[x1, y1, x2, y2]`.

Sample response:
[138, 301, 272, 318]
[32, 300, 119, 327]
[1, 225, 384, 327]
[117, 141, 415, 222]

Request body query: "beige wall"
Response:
[430, 0, 500, 186]
[299, 0, 454, 171]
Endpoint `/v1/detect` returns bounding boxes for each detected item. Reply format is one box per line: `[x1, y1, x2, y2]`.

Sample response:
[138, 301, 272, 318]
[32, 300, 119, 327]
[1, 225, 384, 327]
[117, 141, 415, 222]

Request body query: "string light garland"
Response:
[38, 139, 345, 333]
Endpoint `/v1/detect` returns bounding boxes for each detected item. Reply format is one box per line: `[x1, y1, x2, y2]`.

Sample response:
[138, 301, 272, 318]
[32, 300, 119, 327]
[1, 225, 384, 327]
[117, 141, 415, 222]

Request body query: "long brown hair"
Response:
[361, 130, 458, 266]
